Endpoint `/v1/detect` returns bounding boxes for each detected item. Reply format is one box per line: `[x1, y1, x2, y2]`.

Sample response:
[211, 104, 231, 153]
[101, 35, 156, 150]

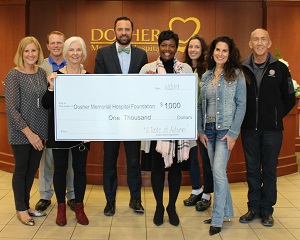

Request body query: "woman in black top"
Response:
[42, 36, 90, 226]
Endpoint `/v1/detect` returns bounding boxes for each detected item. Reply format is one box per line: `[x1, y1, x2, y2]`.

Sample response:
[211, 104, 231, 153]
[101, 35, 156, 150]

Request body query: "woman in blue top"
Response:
[198, 36, 246, 235]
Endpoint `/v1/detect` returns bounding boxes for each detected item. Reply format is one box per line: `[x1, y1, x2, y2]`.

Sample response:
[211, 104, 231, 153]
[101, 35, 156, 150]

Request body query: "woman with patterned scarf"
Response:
[140, 30, 196, 226]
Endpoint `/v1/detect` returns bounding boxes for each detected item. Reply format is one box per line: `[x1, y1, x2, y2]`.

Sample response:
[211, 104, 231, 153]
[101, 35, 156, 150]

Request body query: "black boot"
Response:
[166, 205, 179, 226]
[153, 206, 164, 226]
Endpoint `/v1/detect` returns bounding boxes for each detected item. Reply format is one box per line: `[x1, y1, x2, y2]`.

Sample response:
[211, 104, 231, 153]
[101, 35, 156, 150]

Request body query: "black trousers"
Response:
[241, 129, 282, 215]
[199, 140, 214, 194]
[11, 144, 43, 211]
[103, 141, 142, 202]
[150, 141, 181, 209]
[52, 146, 88, 204]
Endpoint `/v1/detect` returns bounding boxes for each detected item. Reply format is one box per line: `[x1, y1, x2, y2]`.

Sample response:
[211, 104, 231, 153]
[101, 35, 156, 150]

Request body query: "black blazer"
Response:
[42, 70, 90, 149]
[94, 42, 148, 74]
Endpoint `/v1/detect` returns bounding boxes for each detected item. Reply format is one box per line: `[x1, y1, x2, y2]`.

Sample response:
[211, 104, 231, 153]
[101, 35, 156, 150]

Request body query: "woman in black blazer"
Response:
[42, 36, 90, 226]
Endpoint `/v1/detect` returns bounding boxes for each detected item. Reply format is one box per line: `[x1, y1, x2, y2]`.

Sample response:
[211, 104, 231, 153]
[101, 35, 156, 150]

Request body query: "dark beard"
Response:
[116, 35, 132, 46]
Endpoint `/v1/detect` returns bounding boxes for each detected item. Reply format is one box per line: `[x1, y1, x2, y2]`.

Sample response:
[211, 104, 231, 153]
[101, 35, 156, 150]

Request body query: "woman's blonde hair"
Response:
[14, 36, 44, 69]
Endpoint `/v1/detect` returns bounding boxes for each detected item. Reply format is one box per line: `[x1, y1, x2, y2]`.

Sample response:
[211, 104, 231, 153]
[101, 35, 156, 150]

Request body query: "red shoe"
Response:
[56, 203, 67, 226]
[75, 203, 89, 225]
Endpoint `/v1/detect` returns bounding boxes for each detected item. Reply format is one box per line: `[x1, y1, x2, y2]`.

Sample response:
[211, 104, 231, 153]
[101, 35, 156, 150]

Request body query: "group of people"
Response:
[5, 15, 296, 237]
[5, 31, 90, 227]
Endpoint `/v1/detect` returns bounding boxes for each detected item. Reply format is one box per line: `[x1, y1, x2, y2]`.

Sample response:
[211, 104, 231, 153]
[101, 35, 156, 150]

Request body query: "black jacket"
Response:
[94, 42, 148, 74]
[242, 53, 295, 131]
[42, 70, 90, 149]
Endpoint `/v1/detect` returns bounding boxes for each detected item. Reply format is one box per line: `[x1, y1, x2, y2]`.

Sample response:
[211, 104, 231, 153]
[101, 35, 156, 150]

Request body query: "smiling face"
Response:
[47, 34, 64, 58]
[22, 43, 39, 67]
[249, 29, 271, 62]
[188, 39, 202, 61]
[159, 38, 177, 62]
[115, 20, 133, 47]
[66, 41, 83, 65]
[213, 41, 229, 67]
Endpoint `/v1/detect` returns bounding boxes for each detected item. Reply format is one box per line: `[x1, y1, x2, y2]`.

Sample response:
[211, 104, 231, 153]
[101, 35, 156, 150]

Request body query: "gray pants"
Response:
[38, 148, 75, 200]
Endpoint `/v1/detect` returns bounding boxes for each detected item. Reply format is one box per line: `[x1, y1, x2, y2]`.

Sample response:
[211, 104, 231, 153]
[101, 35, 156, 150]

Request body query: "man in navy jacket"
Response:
[94, 16, 148, 216]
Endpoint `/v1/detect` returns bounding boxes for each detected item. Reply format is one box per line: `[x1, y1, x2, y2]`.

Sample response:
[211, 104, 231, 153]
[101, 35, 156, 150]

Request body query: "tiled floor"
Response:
[1, 170, 300, 240]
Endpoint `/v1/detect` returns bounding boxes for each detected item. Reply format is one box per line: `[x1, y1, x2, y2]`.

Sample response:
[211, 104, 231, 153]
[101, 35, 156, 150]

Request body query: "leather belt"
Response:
[206, 117, 216, 123]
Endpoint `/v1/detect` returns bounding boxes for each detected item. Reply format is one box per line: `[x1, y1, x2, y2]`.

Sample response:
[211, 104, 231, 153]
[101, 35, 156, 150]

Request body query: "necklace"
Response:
[213, 73, 222, 79]
[212, 69, 223, 86]
[213, 69, 222, 77]
[66, 65, 81, 74]
[25, 69, 41, 108]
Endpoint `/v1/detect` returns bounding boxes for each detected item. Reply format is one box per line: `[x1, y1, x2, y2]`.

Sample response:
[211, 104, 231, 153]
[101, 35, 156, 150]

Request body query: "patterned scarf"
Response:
[156, 56, 185, 74]
[155, 57, 190, 168]
[156, 140, 190, 168]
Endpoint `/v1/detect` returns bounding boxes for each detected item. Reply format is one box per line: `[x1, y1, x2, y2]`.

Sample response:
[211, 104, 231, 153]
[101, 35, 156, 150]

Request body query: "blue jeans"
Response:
[205, 123, 233, 227]
[241, 129, 282, 215]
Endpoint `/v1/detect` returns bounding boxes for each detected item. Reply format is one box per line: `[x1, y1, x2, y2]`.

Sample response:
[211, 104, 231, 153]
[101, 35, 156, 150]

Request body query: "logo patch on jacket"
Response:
[268, 69, 275, 77]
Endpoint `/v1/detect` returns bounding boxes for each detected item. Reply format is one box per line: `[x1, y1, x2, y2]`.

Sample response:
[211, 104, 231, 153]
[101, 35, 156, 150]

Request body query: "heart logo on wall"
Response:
[169, 17, 201, 52]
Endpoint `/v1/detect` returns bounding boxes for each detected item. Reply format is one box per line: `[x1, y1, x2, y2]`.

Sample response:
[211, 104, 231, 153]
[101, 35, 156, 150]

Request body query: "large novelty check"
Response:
[54, 74, 197, 141]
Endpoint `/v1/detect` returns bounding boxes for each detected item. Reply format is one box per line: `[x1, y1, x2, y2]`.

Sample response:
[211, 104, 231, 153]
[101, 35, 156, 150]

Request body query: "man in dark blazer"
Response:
[94, 16, 148, 216]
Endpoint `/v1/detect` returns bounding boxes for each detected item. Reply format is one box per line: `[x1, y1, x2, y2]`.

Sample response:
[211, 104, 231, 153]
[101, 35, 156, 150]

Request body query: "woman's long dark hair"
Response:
[183, 35, 207, 78]
[205, 36, 242, 82]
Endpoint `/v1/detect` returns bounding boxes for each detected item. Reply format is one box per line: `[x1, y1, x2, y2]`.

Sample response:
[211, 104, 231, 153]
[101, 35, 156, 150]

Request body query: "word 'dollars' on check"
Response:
[54, 74, 197, 141]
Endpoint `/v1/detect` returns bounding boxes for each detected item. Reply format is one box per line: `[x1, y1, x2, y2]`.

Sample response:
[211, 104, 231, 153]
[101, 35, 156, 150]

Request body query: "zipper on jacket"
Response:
[255, 97, 258, 130]
[254, 80, 259, 130]
[275, 107, 278, 128]
[247, 66, 260, 130]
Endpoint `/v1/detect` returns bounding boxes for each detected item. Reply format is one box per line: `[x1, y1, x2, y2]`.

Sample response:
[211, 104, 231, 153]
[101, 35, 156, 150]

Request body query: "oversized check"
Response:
[54, 74, 197, 141]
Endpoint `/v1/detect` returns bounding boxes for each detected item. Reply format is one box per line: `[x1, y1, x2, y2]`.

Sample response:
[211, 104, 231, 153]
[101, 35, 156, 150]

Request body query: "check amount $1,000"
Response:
[160, 102, 181, 110]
